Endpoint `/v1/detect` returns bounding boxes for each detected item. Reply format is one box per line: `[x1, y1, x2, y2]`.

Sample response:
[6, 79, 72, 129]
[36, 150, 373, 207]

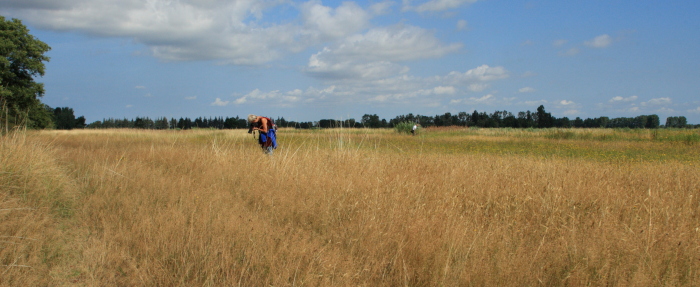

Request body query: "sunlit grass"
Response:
[278, 127, 699, 164]
[2, 127, 699, 285]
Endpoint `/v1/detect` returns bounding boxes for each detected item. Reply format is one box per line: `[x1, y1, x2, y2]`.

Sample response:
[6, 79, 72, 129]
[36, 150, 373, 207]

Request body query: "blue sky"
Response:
[2, 0, 699, 124]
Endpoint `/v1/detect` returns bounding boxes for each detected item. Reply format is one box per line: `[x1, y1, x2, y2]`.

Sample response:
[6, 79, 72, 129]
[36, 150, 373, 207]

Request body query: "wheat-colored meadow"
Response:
[2, 127, 699, 286]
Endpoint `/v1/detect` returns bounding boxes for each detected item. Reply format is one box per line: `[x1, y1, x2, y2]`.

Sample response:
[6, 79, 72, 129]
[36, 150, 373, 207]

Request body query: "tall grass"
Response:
[2, 128, 699, 285]
[0, 132, 80, 285]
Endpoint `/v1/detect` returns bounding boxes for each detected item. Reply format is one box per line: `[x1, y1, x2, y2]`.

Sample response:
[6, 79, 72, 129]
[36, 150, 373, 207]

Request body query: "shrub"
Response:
[394, 121, 415, 135]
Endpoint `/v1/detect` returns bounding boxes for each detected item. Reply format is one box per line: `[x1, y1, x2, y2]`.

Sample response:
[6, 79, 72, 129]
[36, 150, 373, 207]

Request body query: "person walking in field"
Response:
[412, 123, 418, 136]
[248, 114, 277, 155]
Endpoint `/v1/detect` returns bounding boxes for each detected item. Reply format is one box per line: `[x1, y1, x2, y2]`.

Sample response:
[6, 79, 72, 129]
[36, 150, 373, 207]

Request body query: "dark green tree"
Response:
[1, 17, 51, 131]
[646, 115, 660, 128]
[361, 114, 381, 128]
[53, 107, 76, 129]
[665, 116, 687, 128]
[536, 105, 554, 128]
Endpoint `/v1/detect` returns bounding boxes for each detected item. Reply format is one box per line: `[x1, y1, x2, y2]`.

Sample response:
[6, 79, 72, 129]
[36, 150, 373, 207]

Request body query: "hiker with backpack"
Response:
[248, 114, 278, 155]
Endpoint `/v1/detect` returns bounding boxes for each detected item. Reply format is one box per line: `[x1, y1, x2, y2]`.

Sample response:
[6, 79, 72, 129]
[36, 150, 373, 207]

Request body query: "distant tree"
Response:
[665, 116, 687, 128]
[134, 117, 146, 129]
[155, 117, 169, 129]
[361, 114, 381, 128]
[1, 17, 52, 131]
[536, 105, 554, 128]
[27, 103, 54, 129]
[457, 112, 469, 126]
[646, 115, 660, 128]
[556, 117, 571, 128]
[53, 107, 77, 129]
[75, 116, 86, 129]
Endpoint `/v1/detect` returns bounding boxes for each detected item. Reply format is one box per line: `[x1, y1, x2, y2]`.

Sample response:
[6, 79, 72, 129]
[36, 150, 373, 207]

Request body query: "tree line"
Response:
[60, 104, 693, 130]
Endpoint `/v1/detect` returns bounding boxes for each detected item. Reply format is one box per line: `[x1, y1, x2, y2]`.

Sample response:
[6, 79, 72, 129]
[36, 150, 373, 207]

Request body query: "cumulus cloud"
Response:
[559, 100, 574, 106]
[585, 34, 612, 48]
[443, 65, 509, 84]
[609, 95, 638, 103]
[518, 87, 535, 93]
[234, 88, 315, 106]
[450, 94, 496, 105]
[688, 107, 700, 114]
[521, 40, 533, 46]
[560, 47, 580, 56]
[306, 24, 461, 81]
[468, 83, 488, 92]
[369, 1, 394, 15]
[238, 62, 511, 107]
[552, 39, 567, 47]
[211, 98, 229, 106]
[300, 1, 371, 42]
[433, 86, 456, 95]
[456, 20, 469, 30]
[2, 0, 373, 64]
[642, 97, 672, 106]
[405, 0, 479, 12]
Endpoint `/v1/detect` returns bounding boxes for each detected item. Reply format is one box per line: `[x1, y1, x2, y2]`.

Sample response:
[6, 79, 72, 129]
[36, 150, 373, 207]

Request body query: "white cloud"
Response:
[552, 39, 567, 47]
[433, 86, 456, 95]
[234, 88, 308, 105]
[609, 95, 638, 103]
[642, 97, 672, 106]
[456, 19, 469, 30]
[300, 1, 370, 42]
[185, 96, 197, 100]
[450, 94, 500, 105]
[2, 0, 373, 65]
[211, 98, 229, 106]
[125, 104, 133, 108]
[655, 107, 676, 113]
[369, 1, 394, 15]
[688, 107, 700, 114]
[444, 65, 509, 84]
[585, 34, 612, 48]
[468, 83, 488, 92]
[405, 0, 479, 12]
[518, 87, 535, 93]
[470, 94, 495, 103]
[560, 47, 580, 56]
[306, 24, 461, 81]
[135, 85, 146, 89]
[559, 100, 574, 106]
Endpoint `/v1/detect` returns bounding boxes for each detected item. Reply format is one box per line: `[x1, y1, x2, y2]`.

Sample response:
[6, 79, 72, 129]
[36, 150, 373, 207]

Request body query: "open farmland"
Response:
[2, 127, 699, 286]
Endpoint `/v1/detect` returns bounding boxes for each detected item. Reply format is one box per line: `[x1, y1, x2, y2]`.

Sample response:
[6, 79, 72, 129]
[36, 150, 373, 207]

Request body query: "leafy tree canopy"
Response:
[1, 16, 51, 128]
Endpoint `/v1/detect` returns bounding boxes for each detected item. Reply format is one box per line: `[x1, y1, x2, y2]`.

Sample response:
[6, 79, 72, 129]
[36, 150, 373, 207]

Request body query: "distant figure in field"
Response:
[412, 123, 418, 136]
[248, 114, 277, 155]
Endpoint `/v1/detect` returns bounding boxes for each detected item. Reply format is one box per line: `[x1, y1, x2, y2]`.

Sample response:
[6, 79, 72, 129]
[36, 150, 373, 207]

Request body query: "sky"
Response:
[2, 0, 699, 124]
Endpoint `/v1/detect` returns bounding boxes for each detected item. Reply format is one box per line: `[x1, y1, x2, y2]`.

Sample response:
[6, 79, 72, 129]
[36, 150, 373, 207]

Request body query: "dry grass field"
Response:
[2, 127, 699, 286]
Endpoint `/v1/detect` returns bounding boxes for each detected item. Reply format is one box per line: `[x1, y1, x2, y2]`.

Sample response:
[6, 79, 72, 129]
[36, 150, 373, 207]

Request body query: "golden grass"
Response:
[2, 128, 699, 286]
